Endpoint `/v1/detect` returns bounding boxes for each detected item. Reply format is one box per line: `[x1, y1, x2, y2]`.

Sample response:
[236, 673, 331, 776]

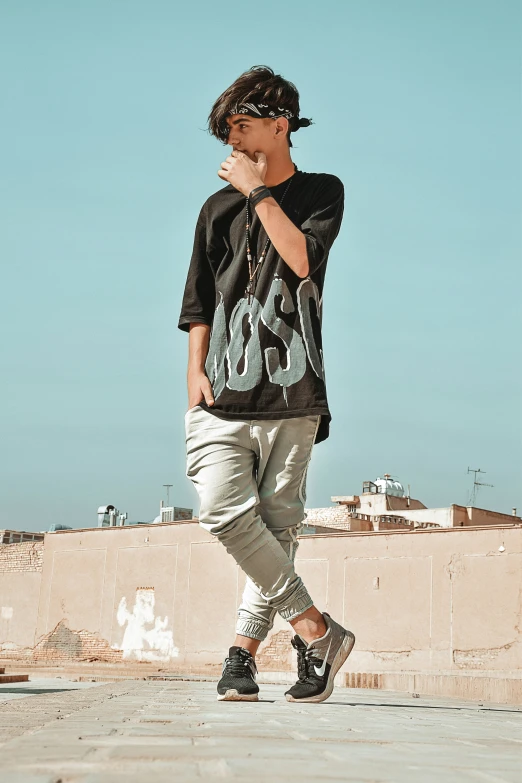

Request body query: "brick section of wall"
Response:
[256, 630, 293, 671]
[305, 507, 353, 530]
[33, 621, 124, 663]
[0, 542, 43, 573]
[345, 672, 382, 689]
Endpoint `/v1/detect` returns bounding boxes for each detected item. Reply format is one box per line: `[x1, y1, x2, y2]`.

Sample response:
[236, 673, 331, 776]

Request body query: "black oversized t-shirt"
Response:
[178, 170, 344, 443]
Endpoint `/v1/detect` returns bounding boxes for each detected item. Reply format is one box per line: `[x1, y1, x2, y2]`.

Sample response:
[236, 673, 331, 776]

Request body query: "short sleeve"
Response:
[300, 175, 344, 275]
[178, 206, 216, 333]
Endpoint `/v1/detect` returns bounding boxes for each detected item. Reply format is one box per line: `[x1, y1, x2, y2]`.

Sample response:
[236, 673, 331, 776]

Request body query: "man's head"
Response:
[208, 65, 311, 158]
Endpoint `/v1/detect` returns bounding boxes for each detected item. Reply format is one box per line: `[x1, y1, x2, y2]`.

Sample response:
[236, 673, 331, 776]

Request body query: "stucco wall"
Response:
[0, 542, 43, 656]
[0, 524, 520, 677]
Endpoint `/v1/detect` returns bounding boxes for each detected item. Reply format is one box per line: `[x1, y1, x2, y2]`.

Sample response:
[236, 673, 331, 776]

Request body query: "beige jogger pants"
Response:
[185, 405, 320, 641]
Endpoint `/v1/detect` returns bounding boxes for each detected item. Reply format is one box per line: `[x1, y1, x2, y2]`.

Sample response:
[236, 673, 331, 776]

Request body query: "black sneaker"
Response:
[285, 613, 355, 703]
[217, 646, 259, 702]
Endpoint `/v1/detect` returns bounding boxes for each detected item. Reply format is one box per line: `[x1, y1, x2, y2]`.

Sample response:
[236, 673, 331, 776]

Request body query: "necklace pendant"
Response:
[246, 273, 258, 303]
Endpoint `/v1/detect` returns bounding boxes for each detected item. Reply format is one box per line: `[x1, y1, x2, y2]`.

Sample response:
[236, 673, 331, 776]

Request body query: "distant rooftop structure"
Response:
[0, 530, 45, 545]
[308, 474, 521, 534]
[97, 505, 128, 528]
[363, 474, 406, 498]
[96, 501, 194, 529]
[157, 502, 193, 523]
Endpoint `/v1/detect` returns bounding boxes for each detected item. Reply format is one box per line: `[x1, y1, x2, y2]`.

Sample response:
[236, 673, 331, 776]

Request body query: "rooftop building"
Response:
[305, 474, 521, 533]
[0, 530, 45, 545]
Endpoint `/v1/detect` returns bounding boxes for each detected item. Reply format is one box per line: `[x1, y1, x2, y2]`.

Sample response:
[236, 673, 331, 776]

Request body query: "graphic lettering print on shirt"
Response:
[205, 276, 324, 405]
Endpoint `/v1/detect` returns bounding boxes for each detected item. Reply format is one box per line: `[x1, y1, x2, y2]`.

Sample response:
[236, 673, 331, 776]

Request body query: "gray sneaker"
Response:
[285, 613, 355, 703]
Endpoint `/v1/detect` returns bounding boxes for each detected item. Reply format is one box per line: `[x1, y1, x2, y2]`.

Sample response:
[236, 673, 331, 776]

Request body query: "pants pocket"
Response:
[185, 404, 202, 416]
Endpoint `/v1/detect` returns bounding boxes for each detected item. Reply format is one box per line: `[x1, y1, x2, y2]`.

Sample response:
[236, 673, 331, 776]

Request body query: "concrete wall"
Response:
[0, 524, 521, 682]
[357, 494, 427, 514]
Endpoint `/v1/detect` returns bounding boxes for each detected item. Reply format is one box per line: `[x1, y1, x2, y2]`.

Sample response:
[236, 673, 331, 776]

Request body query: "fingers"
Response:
[255, 152, 267, 164]
[187, 379, 214, 409]
[201, 377, 215, 406]
[217, 169, 228, 180]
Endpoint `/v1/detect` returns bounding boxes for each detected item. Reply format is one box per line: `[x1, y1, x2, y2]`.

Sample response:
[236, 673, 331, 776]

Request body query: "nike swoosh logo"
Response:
[314, 638, 332, 677]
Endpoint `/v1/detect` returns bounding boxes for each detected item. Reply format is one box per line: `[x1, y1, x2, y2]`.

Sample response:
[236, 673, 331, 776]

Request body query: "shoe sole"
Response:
[285, 630, 356, 704]
[217, 689, 259, 702]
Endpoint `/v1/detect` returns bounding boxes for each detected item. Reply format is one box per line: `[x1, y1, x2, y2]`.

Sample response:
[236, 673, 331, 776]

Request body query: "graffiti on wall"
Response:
[115, 587, 179, 662]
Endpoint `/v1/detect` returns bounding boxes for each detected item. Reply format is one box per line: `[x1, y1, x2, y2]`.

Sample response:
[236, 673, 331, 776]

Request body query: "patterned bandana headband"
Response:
[223, 101, 312, 137]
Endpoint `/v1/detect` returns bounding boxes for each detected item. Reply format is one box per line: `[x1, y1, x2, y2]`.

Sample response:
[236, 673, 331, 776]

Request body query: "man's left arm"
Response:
[218, 151, 343, 278]
[254, 196, 309, 277]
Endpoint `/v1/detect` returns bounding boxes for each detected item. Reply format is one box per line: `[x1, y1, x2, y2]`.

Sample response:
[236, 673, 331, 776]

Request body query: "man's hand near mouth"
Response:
[218, 150, 267, 197]
[217, 149, 309, 278]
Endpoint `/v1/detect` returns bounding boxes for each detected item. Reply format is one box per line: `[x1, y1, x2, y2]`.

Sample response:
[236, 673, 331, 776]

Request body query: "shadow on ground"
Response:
[0, 687, 80, 695]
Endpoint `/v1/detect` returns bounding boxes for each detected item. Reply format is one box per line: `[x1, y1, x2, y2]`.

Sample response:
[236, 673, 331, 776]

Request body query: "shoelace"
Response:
[292, 639, 323, 683]
[223, 653, 254, 677]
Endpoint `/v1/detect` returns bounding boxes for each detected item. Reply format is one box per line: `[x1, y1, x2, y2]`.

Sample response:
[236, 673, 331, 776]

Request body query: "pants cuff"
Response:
[278, 588, 314, 622]
[236, 618, 270, 642]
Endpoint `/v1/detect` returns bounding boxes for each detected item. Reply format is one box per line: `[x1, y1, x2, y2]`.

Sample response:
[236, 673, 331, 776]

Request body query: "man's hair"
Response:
[208, 65, 302, 147]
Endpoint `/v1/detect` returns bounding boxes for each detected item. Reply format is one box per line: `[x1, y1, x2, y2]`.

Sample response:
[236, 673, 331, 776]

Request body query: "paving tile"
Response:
[0, 680, 520, 782]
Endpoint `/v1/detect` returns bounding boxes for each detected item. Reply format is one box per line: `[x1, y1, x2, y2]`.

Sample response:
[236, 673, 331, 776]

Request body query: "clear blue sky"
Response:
[1, 0, 520, 531]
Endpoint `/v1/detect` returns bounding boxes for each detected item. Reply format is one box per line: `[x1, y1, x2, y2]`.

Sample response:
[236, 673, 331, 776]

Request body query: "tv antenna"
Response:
[163, 484, 173, 507]
[467, 468, 493, 507]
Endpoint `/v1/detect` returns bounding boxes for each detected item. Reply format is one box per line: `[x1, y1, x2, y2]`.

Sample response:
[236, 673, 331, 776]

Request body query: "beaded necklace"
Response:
[245, 175, 294, 303]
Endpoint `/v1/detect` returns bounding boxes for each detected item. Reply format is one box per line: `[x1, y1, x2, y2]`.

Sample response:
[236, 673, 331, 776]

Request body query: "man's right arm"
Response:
[178, 202, 216, 411]
[187, 323, 214, 410]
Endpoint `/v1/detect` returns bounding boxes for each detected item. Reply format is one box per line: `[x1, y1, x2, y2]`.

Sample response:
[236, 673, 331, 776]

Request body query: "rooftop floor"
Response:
[1, 678, 521, 782]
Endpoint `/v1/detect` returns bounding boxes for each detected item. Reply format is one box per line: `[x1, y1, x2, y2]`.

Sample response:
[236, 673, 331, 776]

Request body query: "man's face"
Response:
[226, 114, 283, 159]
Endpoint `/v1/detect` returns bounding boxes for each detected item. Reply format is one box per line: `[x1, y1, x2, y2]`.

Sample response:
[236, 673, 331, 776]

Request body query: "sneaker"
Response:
[285, 613, 355, 703]
[217, 646, 259, 702]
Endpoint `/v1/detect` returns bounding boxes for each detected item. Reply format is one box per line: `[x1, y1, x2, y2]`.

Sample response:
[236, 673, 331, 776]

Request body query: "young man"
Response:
[178, 66, 354, 703]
